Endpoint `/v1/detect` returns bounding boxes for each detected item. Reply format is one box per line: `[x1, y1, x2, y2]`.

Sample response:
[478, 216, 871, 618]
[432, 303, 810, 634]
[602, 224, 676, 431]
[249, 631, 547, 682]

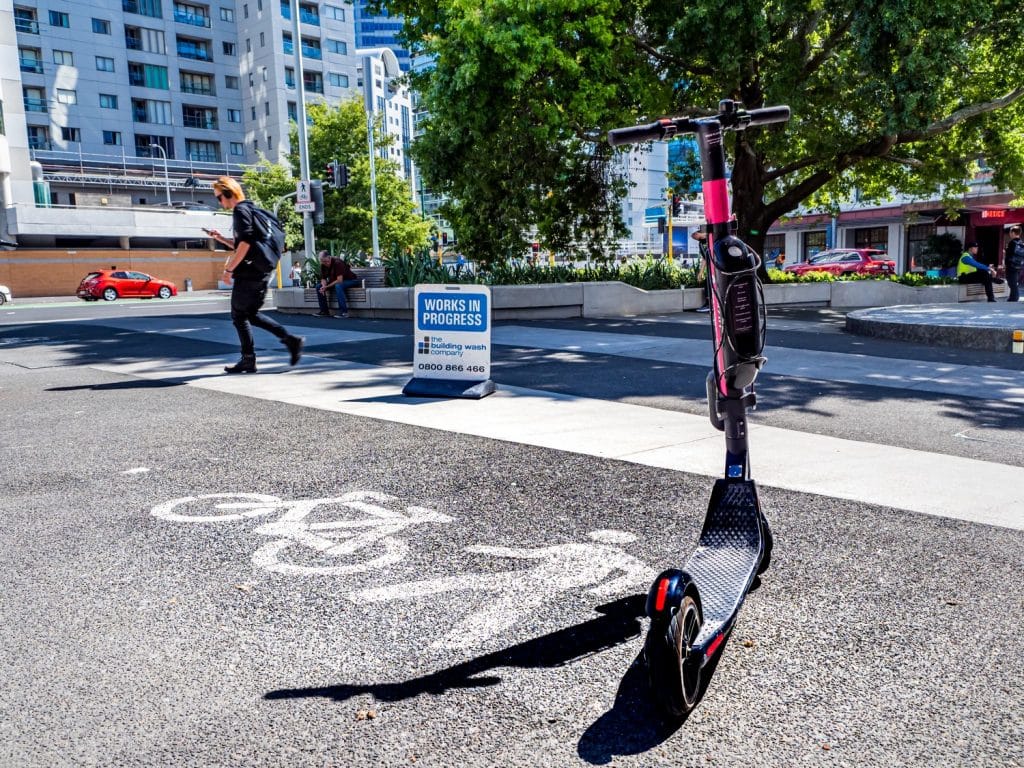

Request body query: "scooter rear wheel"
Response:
[757, 515, 774, 575]
[645, 593, 703, 718]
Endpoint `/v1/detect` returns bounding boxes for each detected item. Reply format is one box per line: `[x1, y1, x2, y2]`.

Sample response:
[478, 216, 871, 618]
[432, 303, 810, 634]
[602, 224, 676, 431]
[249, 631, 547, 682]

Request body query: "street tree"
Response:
[287, 100, 431, 257]
[384, 0, 1024, 271]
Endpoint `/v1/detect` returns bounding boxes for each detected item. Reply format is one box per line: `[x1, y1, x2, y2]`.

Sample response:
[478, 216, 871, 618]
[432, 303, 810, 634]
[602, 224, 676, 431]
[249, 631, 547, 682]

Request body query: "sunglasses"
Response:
[214, 193, 224, 201]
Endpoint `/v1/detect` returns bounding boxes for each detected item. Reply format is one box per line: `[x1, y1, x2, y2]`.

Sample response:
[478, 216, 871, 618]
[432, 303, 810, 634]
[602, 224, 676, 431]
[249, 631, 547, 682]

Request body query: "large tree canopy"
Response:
[385, 0, 1024, 265]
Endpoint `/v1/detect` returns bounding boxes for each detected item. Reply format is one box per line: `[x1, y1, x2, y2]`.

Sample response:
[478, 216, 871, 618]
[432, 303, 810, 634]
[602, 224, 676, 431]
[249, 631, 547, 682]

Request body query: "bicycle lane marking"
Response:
[347, 530, 657, 650]
[150, 493, 657, 650]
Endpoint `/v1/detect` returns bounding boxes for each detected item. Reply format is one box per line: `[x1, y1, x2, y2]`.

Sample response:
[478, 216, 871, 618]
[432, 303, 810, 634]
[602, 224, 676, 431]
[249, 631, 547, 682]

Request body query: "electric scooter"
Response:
[608, 100, 790, 719]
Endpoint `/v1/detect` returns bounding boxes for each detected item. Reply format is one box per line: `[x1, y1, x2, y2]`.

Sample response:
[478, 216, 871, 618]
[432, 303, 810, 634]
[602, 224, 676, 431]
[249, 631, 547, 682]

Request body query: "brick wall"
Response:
[0, 248, 226, 297]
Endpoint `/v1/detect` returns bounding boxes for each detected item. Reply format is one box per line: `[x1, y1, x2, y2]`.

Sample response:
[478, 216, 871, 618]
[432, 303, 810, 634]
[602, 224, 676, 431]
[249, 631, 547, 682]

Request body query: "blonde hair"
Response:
[212, 176, 245, 202]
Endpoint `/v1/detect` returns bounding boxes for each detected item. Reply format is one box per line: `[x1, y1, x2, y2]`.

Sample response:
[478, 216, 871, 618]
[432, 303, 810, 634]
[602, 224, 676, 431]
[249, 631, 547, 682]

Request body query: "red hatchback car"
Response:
[77, 270, 178, 301]
[783, 248, 895, 277]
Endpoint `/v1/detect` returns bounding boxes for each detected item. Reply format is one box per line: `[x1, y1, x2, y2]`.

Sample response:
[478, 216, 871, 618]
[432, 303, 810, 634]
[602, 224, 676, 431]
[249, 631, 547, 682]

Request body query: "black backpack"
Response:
[241, 202, 285, 273]
[1013, 239, 1024, 269]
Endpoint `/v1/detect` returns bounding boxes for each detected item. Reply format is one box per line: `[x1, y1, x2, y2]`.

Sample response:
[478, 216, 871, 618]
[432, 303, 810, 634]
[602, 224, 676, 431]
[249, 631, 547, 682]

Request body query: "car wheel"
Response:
[102, 287, 118, 301]
[0, 293, 6, 305]
[157, 286, 172, 299]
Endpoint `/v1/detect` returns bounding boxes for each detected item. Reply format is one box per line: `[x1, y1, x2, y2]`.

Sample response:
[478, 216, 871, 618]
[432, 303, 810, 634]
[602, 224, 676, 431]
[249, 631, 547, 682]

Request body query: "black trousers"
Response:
[958, 271, 995, 302]
[230, 276, 290, 356]
[1006, 264, 1020, 302]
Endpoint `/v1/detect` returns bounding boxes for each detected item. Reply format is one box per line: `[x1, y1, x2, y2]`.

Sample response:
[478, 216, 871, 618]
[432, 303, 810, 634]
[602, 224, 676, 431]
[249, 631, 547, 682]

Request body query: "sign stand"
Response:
[403, 284, 496, 399]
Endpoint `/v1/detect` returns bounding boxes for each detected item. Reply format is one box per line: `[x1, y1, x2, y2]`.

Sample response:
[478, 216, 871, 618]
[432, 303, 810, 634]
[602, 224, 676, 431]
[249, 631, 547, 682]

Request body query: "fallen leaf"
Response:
[233, 584, 253, 594]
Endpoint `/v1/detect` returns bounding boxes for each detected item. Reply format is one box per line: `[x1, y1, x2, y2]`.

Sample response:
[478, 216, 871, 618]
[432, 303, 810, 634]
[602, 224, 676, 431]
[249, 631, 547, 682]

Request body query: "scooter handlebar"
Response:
[607, 118, 690, 147]
[607, 105, 790, 147]
[745, 105, 791, 128]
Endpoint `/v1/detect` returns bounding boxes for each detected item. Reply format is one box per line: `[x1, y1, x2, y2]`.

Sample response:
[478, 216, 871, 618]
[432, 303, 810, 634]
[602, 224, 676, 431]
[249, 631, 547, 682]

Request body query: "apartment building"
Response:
[0, 0, 411, 251]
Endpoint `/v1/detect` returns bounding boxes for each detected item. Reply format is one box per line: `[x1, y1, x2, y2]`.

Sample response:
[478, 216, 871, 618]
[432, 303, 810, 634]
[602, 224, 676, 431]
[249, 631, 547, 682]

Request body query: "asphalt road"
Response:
[1, 299, 1021, 767]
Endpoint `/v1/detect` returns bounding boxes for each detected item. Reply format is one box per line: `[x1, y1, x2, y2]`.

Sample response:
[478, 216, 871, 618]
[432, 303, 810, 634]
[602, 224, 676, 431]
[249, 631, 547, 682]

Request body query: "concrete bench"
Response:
[959, 281, 1009, 301]
[344, 266, 387, 306]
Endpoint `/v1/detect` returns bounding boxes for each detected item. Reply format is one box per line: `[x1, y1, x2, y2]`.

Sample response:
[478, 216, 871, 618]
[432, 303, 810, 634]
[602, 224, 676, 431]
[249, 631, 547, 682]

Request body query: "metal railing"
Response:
[173, 10, 211, 26]
[15, 19, 39, 33]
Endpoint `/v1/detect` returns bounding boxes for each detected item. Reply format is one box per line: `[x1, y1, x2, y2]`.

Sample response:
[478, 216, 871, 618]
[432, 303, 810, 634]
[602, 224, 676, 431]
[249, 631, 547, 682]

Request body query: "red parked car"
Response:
[77, 270, 178, 302]
[783, 248, 895, 277]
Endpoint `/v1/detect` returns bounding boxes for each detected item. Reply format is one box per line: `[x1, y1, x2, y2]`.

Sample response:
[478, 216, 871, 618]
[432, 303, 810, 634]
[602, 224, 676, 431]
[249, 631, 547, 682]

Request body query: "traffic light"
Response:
[672, 195, 682, 217]
[323, 161, 338, 188]
[310, 180, 325, 225]
[657, 216, 666, 234]
[337, 163, 349, 189]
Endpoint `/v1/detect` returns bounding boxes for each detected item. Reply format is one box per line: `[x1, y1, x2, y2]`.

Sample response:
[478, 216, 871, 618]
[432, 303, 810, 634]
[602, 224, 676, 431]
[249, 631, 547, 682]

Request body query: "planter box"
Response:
[830, 280, 960, 307]
[762, 282, 831, 305]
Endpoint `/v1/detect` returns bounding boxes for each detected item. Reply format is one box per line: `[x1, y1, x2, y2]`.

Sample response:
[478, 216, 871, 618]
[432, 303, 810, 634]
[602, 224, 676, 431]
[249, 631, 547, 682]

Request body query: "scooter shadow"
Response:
[264, 593, 695, 762]
[265, 595, 646, 706]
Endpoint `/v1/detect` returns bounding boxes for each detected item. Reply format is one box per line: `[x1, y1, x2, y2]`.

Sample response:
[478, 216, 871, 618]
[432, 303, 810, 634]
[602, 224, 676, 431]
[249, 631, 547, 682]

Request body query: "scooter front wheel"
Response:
[645, 593, 703, 718]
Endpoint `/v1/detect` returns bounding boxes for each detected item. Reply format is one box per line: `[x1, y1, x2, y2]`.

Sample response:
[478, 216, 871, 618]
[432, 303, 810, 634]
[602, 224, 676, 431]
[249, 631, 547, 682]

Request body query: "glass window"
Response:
[227, 109, 241, 122]
[14, 8, 39, 34]
[802, 231, 827, 261]
[56, 88, 77, 104]
[61, 126, 81, 141]
[223, 41, 235, 55]
[122, 0, 163, 18]
[225, 75, 239, 89]
[103, 130, 122, 145]
[53, 49, 74, 65]
[92, 18, 111, 33]
[100, 93, 119, 108]
[326, 39, 346, 55]
[324, 4, 344, 20]
[230, 141, 244, 156]
[264, 101, 270, 116]
[220, 6, 233, 20]
[852, 226, 888, 251]
[328, 72, 348, 88]
[49, 10, 70, 27]
[96, 56, 115, 72]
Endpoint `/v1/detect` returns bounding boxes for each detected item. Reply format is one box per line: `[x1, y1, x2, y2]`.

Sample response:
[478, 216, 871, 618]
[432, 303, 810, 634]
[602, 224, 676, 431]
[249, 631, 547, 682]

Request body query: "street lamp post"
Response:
[149, 144, 171, 205]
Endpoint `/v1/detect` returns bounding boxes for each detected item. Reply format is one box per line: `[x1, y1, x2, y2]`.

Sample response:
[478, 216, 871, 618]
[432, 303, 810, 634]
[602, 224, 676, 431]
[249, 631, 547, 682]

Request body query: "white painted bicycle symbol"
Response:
[151, 491, 453, 576]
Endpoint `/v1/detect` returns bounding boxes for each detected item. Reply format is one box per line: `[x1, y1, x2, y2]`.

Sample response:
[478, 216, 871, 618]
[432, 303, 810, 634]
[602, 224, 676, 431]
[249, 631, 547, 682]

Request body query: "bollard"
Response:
[184, 278, 193, 292]
[1013, 330, 1024, 354]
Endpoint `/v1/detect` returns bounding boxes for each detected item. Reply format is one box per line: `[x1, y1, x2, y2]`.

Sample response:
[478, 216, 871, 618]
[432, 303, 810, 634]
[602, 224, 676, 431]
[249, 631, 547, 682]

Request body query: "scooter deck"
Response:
[684, 479, 763, 651]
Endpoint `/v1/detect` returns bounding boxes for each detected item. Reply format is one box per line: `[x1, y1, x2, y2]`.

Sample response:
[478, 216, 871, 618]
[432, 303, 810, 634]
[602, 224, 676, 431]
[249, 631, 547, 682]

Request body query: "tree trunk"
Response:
[729, 137, 772, 282]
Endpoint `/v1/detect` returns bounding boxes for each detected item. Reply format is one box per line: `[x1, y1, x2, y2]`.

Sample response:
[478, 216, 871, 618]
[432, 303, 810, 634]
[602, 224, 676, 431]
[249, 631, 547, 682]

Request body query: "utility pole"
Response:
[367, 108, 380, 264]
[290, 0, 315, 262]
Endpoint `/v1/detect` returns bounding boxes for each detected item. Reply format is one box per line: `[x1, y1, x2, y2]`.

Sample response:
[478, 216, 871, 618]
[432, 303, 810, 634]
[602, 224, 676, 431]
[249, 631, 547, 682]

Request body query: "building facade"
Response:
[0, 0, 412, 251]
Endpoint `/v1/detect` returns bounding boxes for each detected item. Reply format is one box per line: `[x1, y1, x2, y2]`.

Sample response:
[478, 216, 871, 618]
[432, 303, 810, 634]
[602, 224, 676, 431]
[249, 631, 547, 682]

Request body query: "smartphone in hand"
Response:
[202, 227, 213, 235]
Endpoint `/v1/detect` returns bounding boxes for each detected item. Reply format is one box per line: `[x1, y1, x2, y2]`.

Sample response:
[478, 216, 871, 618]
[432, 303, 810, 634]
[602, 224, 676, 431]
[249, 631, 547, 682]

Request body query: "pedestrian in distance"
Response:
[289, 263, 302, 288]
[774, 251, 786, 269]
[956, 241, 998, 302]
[207, 176, 304, 373]
[316, 251, 362, 318]
[1004, 225, 1023, 302]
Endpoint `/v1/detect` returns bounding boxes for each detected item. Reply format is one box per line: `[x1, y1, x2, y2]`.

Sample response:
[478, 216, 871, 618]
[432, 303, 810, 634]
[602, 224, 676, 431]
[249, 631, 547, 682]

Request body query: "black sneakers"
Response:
[224, 356, 257, 374]
[285, 335, 304, 366]
[315, 311, 333, 318]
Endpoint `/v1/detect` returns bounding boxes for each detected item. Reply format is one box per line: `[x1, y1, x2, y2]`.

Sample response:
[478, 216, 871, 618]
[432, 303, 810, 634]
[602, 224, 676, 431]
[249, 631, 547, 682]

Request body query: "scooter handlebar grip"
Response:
[607, 119, 674, 146]
[746, 106, 791, 127]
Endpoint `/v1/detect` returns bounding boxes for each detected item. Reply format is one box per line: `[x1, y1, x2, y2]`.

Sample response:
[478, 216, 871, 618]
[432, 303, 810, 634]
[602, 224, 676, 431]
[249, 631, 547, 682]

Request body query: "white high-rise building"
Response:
[0, 0, 411, 247]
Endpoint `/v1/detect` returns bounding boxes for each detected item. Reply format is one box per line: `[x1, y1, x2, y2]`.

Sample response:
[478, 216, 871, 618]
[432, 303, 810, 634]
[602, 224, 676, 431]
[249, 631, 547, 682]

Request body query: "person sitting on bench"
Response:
[316, 250, 361, 318]
[957, 242, 998, 302]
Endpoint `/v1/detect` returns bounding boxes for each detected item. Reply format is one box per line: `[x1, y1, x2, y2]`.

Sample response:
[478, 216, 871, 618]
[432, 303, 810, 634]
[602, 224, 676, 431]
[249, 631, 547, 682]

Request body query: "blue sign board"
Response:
[416, 291, 489, 333]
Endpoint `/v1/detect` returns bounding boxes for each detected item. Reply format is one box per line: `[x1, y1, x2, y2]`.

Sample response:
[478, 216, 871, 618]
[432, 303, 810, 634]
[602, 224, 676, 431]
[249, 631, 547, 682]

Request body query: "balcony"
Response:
[177, 45, 212, 62]
[186, 151, 220, 163]
[23, 98, 47, 113]
[126, 35, 142, 50]
[173, 10, 211, 26]
[15, 19, 40, 34]
[180, 83, 214, 96]
[300, 10, 319, 24]
[182, 115, 217, 130]
[301, 44, 322, 60]
[28, 139, 53, 151]
[19, 58, 43, 74]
